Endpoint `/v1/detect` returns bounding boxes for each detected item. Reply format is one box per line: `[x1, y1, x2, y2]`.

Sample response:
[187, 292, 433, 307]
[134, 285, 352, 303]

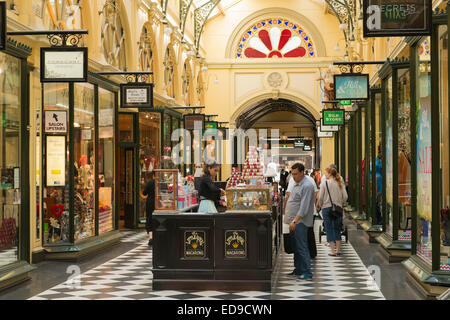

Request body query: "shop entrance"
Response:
[118, 146, 135, 230]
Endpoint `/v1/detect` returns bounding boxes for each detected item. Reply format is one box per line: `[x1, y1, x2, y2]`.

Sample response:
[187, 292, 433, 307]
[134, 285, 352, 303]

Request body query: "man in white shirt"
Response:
[285, 172, 319, 213]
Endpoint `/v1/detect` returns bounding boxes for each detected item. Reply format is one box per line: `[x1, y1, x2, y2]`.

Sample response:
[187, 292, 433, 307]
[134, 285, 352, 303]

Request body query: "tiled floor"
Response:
[27, 220, 385, 300]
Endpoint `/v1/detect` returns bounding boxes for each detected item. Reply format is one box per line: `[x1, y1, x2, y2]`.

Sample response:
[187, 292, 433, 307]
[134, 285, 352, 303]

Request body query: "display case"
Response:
[154, 169, 178, 211]
[226, 186, 272, 212]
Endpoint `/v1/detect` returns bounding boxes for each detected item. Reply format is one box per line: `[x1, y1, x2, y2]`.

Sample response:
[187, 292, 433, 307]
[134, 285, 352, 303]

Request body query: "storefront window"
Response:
[375, 92, 382, 225]
[139, 112, 160, 221]
[439, 25, 450, 270]
[162, 114, 172, 169]
[417, 37, 432, 264]
[0, 52, 21, 266]
[398, 69, 412, 240]
[73, 83, 95, 241]
[119, 114, 134, 142]
[386, 76, 394, 237]
[43, 83, 70, 245]
[98, 88, 115, 234]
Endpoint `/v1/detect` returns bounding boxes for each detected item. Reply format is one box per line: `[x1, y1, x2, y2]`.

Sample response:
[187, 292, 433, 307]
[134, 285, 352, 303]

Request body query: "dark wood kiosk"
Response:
[152, 211, 279, 291]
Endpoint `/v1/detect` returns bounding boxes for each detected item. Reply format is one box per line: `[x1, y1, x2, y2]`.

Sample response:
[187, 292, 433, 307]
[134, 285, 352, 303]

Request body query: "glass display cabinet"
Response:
[226, 186, 272, 212]
[154, 169, 178, 211]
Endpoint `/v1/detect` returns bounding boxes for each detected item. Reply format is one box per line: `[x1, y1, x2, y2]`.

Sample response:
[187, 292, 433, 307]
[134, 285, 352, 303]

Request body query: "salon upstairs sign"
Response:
[363, 0, 432, 37]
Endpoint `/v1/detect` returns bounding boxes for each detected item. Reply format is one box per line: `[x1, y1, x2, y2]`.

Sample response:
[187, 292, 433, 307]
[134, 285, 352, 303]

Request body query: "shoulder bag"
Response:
[325, 181, 344, 220]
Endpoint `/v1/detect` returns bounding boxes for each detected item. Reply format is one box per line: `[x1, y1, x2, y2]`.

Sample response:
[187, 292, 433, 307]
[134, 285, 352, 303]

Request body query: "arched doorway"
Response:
[233, 98, 320, 172]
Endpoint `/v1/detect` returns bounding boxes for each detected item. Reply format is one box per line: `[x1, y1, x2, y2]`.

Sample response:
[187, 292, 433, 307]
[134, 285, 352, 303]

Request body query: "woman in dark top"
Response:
[198, 160, 225, 213]
[140, 171, 155, 246]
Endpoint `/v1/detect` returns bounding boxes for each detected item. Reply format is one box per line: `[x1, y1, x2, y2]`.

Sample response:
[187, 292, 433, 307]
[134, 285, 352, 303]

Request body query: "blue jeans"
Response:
[322, 207, 343, 243]
[290, 222, 312, 278]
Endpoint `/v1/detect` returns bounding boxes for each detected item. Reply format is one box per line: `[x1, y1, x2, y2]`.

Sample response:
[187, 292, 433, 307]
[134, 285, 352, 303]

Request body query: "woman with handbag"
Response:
[317, 167, 348, 256]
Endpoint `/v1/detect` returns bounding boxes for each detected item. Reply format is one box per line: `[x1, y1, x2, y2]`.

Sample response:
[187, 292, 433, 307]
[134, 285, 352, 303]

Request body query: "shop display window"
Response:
[375, 92, 382, 225]
[43, 83, 70, 245]
[439, 25, 450, 271]
[162, 114, 173, 169]
[417, 37, 432, 264]
[139, 112, 160, 221]
[398, 69, 412, 240]
[118, 114, 134, 143]
[0, 52, 21, 267]
[73, 83, 95, 241]
[386, 76, 394, 237]
[98, 88, 115, 234]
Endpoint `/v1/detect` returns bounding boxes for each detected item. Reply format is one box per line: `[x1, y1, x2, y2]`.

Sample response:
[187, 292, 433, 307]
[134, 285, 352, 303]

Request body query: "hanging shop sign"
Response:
[294, 138, 304, 148]
[322, 109, 345, 126]
[303, 140, 312, 151]
[334, 74, 369, 100]
[317, 125, 334, 138]
[225, 230, 247, 259]
[41, 47, 88, 82]
[45, 110, 67, 133]
[46, 136, 66, 187]
[204, 121, 218, 135]
[339, 100, 352, 106]
[184, 231, 206, 259]
[319, 118, 339, 132]
[0, 2, 5, 51]
[184, 114, 205, 131]
[363, 0, 432, 37]
[120, 83, 154, 108]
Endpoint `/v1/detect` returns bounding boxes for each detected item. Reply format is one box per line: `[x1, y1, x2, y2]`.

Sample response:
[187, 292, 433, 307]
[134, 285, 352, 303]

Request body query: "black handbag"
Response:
[326, 181, 343, 220]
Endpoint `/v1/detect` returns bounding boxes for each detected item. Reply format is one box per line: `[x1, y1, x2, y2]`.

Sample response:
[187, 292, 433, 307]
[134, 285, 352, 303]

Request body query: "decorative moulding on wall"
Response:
[264, 72, 287, 90]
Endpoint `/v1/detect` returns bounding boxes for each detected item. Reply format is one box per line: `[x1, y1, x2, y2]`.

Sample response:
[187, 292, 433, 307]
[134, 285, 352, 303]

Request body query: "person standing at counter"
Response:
[197, 160, 226, 213]
[285, 163, 315, 282]
[140, 171, 155, 246]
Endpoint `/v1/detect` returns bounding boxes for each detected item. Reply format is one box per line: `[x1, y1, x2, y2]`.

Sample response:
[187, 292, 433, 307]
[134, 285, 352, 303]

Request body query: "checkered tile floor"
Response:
[28, 221, 384, 300]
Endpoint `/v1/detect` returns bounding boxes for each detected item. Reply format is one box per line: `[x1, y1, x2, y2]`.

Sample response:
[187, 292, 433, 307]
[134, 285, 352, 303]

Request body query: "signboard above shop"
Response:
[319, 118, 339, 132]
[303, 140, 312, 151]
[323, 109, 345, 126]
[41, 47, 88, 82]
[334, 74, 369, 100]
[120, 83, 154, 108]
[184, 114, 205, 131]
[363, 0, 432, 37]
[0, 2, 5, 51]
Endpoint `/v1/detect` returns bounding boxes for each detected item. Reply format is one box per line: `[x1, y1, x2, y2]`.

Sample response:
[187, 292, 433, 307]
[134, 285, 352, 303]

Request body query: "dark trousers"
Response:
[290, 223, 312, 278]
[145, 210, 153, 234]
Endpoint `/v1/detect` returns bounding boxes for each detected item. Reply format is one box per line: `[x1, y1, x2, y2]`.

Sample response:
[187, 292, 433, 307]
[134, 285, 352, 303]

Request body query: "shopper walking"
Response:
[317, 167, 348, 256]
[197, 160, 225, 213]
[140, 171, 155, 246]
[284, 163, 315, 281]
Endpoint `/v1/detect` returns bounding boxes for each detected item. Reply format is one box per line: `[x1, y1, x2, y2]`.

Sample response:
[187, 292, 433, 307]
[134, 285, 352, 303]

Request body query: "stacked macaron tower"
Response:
[241, 147, 264, 185]
[227, 167, 244, 188]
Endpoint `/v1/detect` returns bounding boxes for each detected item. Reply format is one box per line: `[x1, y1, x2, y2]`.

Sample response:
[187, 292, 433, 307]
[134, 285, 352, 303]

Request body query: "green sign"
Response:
[323, 109, 345, 126]
[204, 121, 218, 135]
[339, 100, 352, 106]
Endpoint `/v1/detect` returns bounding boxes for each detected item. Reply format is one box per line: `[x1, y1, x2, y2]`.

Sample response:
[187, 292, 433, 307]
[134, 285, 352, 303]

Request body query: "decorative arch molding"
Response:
[226, 8, 328, 59]
[230, 91, 321, 127]
[138, 22, 159, 84]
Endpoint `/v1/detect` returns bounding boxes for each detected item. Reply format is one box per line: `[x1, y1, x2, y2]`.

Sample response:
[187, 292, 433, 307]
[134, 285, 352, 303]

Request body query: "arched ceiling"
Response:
[235, 98, 317, 130]
[182, 0, 357, 53]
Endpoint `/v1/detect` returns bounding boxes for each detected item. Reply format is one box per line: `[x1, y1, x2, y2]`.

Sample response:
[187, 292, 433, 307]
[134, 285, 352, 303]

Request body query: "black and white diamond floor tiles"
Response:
[28, 221, 385, 300]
